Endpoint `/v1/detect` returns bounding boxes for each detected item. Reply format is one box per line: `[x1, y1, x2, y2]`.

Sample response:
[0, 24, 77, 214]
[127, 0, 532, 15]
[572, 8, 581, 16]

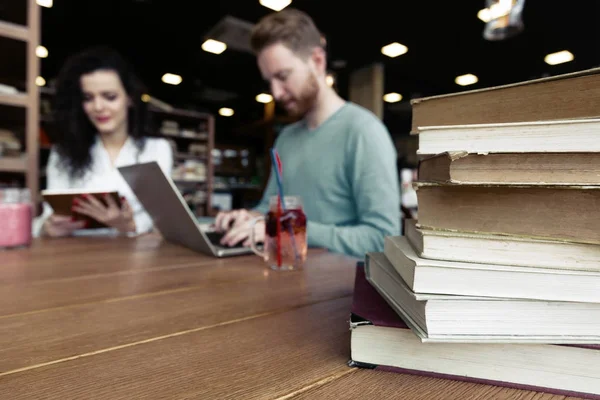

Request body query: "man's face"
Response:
[257, 43, 319, 117]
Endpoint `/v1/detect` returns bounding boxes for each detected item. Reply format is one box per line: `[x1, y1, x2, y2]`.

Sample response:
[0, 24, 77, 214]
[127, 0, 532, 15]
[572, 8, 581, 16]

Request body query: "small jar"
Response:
[0, 188, 32, 249]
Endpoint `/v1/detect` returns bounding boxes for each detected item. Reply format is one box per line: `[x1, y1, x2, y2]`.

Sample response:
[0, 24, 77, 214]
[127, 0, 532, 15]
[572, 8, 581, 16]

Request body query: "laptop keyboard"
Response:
[204, 231, 246, 248]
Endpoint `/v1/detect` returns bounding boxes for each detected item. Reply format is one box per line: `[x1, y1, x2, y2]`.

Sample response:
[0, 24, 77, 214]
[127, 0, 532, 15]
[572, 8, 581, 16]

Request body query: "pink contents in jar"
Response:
[0, 189, 32, 249]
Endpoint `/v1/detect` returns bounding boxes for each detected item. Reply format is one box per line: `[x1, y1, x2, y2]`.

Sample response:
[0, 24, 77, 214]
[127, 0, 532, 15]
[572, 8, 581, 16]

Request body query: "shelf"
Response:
[214, 184, 261, 191]
[0, 92, 28, 107]
[0, 20, 29, 42]
[161, 133, 208, 142]
[0, 156, 27, 172]
[150, 106, 211, 120]
[175, 152, 207, 160]
[0, 1, 40, 202]
[173, 178, 206, 184]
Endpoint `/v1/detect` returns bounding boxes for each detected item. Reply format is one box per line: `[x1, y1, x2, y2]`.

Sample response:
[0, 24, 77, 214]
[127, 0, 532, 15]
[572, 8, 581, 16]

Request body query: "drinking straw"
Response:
[269, 148, 300, 264]
[276, 191, 282, 267]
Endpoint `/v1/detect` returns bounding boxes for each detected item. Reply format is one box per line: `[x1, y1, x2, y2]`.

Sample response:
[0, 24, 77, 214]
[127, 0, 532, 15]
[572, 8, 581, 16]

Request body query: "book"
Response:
[414, 182, 600, 245]
[365, 252, 600, 342]
[383, 236, 600, 303]
[417, 151, 600, 185]
[349, 262, 600, 399]
[404, 219, 600, 272]
[416, 118, 600, 155]
[41, 189, 121, 229]
[410, 67, 600, 133]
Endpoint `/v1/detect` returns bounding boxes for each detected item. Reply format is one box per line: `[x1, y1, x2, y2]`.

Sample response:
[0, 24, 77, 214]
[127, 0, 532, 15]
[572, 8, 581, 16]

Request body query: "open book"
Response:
[41, 189, 121, 229]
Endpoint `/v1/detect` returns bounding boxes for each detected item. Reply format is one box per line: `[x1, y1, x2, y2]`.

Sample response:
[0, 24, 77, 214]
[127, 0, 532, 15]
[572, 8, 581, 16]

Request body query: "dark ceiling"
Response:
[31, 0, 600, 136]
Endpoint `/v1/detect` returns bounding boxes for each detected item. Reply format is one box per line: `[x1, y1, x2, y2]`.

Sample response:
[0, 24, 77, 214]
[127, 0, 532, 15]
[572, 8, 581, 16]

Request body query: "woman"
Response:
[34, 47, 173, 237]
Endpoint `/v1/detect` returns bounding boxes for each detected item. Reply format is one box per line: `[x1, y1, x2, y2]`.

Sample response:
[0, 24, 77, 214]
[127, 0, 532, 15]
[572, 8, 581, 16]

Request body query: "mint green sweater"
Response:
[253, 102, 400, 258]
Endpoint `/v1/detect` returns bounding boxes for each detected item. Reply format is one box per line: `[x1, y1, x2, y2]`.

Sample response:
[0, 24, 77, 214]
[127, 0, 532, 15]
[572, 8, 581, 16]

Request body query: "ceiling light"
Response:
[35, 45, 48, 58]
[381, 42, 408, 58]
[259, 0, 292, 12]
[544, 50, 574, 65]
[477, 8, 491, 22]
[36, 0, 52, 7]
[477, 0, 514, 22]
[219, 107, 234, 117]
[455, 74, 478, 86]
[326, 73, 335, 87]
[161, 73, 182, 85]
[255, 93, 273, 103]
[202, 39, 227, 55]
[383, 92, 402, 103]
[481, 0, 525, 41]
[35, 76, 46, 86]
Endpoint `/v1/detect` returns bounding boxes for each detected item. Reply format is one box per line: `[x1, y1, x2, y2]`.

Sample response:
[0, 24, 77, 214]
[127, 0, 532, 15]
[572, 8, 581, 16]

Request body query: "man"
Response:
[215, 8, 400, 258]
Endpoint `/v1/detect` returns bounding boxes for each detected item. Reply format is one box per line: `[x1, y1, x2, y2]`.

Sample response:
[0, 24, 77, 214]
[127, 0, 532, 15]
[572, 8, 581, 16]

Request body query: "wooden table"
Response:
[0, 235, 581, 399]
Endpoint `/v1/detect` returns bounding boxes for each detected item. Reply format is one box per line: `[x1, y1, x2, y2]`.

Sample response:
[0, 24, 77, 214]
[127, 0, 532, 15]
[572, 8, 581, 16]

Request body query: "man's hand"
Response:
[214, 209, 263, 247]
[214, 209, 257, 232]
[42, 214, 86, 237]
[72, 194, 136, 234]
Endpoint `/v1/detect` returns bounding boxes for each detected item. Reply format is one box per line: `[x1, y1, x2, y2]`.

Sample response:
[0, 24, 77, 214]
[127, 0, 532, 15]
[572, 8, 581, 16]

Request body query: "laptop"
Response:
[118, 161, 253, 257]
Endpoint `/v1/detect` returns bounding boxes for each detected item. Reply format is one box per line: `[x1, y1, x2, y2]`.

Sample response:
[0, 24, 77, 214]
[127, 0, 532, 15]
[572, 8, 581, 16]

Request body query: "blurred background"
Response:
[1, 0, 599, 215]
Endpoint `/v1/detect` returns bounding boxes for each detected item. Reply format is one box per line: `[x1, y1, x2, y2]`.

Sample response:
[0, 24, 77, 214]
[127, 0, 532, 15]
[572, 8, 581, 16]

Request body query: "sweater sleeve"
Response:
[307, 118, 401, 258]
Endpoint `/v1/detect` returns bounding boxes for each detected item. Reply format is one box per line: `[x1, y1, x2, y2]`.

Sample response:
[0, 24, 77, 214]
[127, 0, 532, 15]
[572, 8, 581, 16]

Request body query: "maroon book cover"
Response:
[349, 262, 600, 400]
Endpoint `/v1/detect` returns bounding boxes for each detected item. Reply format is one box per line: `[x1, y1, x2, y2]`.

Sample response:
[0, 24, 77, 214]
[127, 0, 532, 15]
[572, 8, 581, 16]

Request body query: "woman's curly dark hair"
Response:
[51, 46, 153, 179]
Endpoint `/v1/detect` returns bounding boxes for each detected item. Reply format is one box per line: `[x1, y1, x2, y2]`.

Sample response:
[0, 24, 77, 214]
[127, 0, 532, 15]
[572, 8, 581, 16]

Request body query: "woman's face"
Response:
[80, 69, 129, 136]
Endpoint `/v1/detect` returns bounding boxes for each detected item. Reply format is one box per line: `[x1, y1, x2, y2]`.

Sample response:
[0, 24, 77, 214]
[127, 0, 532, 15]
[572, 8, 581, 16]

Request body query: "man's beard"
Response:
[281, 72, 319, 117]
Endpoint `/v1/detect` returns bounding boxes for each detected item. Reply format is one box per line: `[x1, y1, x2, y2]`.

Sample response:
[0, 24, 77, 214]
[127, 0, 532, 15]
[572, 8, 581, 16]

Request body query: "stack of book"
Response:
[349, 68, 600, 399]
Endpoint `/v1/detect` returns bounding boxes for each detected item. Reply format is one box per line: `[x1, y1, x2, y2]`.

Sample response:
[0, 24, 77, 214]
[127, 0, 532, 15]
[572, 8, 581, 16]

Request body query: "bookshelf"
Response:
[0, 0, 40, 200]
[232, 104, 300, 192]
[211, 143, 262, 210]
[150, 105, 215, 216]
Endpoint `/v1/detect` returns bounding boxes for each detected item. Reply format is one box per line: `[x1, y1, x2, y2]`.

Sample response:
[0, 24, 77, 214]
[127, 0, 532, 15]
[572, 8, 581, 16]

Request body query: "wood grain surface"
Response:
[0, 235, 585, 399]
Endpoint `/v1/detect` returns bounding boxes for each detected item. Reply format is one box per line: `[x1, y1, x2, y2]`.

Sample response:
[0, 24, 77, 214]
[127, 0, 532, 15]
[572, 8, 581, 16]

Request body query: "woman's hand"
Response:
[72, 194, 136, 234]
[42, 214, 87, 237]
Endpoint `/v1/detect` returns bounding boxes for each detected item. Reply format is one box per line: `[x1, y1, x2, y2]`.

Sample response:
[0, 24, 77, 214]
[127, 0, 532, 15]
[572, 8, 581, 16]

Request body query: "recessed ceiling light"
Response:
[255, 93, 273, 103]
[477, 4, 512, 23]
[455, 74, 478, 86]
[35, 45, 48, 58]
[219, 107, 234, 117]
[477, 8, 491, 22]
[381, 42, 408, 58]
[162, 73, 182, 85]
[35, 76, 46, 86]
[36, 0, 52, 7]
[259, 0, 292, 12]
[326, 73, 335, 87]
[544, 50, 574, 65]
[202, 39, 227, 55]
[383, 92, 402, 103]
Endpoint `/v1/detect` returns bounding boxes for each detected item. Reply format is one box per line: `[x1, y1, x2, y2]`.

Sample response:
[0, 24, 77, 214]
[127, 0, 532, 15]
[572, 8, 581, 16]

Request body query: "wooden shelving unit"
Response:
[150, 105, 215, 216]
[0, 93, 29, 107]
[0, 0, 40, 199]
[0, 20, 30, 42]
[232, 103, 301, 192]
[0, 156, 27, 172]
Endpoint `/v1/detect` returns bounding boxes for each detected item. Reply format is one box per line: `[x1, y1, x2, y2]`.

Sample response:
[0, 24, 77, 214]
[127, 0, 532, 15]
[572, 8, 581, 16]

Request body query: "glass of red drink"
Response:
[250, 195, 307, 270]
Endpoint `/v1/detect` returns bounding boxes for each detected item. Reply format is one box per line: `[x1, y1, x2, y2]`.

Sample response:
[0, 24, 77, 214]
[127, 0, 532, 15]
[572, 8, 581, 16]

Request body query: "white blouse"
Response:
[33, 136, 173, 237]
